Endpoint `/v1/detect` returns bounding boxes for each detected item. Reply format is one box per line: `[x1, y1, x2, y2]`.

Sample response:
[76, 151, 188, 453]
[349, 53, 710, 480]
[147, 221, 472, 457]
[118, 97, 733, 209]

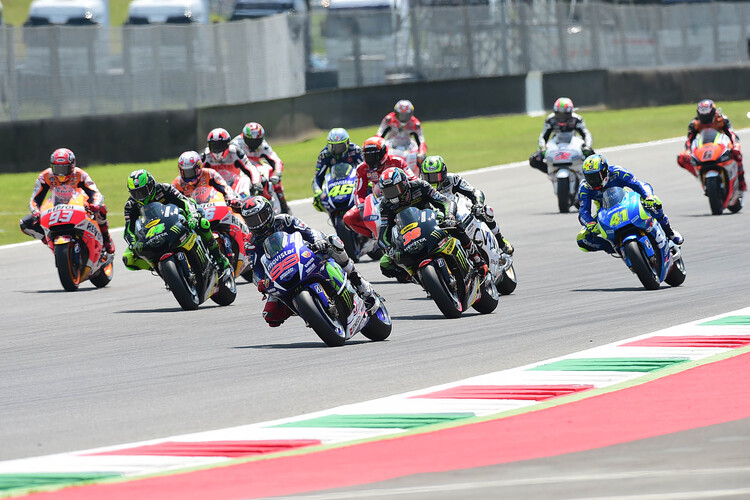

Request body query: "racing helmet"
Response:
[207, 128, 231, 158]
[50, 148, 76, 181]
[241, 196, 275, 237]
[327, 128, 350, 159]
[127, 169, 157, 204]
[394, 100, 414, 124]
[697, 99, 716, 125]
[379, 167, 411, 205]
[553, 97, 575, 124]
[242, 122, 265, 151]
[363, 136, 388, 169]
[177, 151, 203, 183]
[420, 155, 448, 189]
[582, 154, 609, 191]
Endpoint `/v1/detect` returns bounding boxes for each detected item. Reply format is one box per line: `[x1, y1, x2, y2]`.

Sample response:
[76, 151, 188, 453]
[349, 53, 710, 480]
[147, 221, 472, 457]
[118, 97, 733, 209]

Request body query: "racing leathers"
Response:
[231, 135, 291, 213]
[677, 113, 745, 191]
[247, 215, 376, 327]
[435, 173, 513, 255]
[576, 165, 681, 254]
[342, 154, 415, 238]
[122, 182, 229, 272]
[378, 178, 488, 280]
[172, 167, 241, 206]
[312, 142, 364, 212]
[530, 112, 594, 173]
[377, 112, 428, 159]
[19, 166, 115, 254]
[201, 144, 263, 198]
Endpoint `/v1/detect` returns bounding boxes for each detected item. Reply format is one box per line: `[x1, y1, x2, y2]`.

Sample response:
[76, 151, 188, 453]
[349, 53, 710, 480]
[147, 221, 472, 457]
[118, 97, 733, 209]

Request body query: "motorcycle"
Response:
[686, 128, 743, 215]
[391, 207, 499, 318]
[595, 187, 686, 290]
[213, 166, 253, 200]
[38, 186, 114, 291]
[320, 163, 381, 262]
[260, 231, 392, 347]
[249, 157, 283, 214]
[544, 131, 586, 213]
[384, 129, 421, 177]
[191, 186, 251, 280]
[132, 202, 237, 310]
[455, 197, 517, 295]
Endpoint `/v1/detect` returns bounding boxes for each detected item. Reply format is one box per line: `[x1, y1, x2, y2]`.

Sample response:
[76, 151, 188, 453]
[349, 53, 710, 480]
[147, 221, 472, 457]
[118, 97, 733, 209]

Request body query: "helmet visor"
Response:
[397, 111, 412, 123]
[554, 111, 571, 123]
[364, 150, 383, 167]
[51, 163, 72, 177]
[330, 142, 347, 157]
[382, 183, 406, 202]
[130, 184, 153, 202]
[243, 204, 273, 234]
[422, 170, 445, 186]
[180, 166, 200, 181]
[244, 137, 263, 151]
[584, 171, 605, 190]
[209, 140, 228, 155]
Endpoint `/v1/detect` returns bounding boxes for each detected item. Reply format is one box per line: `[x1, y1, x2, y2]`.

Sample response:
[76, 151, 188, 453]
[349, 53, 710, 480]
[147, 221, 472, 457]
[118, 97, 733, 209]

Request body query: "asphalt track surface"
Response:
[1, 133, 749, 498]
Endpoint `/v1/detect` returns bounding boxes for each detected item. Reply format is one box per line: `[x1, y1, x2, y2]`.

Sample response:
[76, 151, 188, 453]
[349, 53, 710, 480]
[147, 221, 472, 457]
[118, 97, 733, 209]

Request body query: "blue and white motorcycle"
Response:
[544, 131, 586, 213]
[260, 231, 392, 346]
[595, 187, 686, 290]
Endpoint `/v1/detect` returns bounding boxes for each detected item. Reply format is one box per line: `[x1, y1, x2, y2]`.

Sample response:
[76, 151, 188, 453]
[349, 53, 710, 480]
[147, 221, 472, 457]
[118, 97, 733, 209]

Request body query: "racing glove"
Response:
[186, 215, 198, 231]
[270, 174, 281, 185]
[310, 239, 330, 253]
[642, 195, 662, 211]
[88, 204, 101, 213]
[228, 198, 243, 210]
[585, 221, 598, 233]
[31, 209, 41, 221]
[441, 214, 458, 228]
[416, 153, 426, 166]
[257, 278, 270, 297]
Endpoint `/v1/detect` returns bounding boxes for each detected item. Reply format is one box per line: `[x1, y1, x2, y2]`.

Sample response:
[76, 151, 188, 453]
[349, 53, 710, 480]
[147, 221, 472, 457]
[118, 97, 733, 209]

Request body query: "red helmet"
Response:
[378, 167, 411, 204]
[50, 148, 76, 180]
[363, 136, 388, 169]
[207, 128, 231, 158]
[178, 151, 203, 183]
[697, 99, 716, 125]
[553, 97, 575, 125]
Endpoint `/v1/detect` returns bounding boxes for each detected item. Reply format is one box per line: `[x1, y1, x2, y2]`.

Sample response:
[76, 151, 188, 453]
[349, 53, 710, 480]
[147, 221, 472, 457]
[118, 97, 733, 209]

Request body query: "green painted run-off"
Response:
[699, 316, 750, 326]
[272, 413, 476, 429]
[0, 472, 120, 492]
[530, 358, 689, 372]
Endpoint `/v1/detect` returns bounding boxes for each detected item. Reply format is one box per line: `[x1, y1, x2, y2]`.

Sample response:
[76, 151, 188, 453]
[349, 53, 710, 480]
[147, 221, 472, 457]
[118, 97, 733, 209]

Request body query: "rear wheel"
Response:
[623, 240, 660, 290]
[160, 257, 200, 310]
[705, 176, 725, 215]
[421, 264, 462, 318]
[497, 262, 517, 295]
[557, 176, 571, 213]
[295, 289, 346, 346]
[55, 242, 83, 291]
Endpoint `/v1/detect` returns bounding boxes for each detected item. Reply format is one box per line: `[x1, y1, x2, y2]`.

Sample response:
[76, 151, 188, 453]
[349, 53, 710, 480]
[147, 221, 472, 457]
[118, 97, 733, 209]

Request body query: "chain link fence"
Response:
[1, 1, 749, 122]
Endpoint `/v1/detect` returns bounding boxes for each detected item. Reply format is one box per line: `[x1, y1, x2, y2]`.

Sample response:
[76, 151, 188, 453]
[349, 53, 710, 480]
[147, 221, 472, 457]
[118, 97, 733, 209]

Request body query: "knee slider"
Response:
[200, 217, 211, 230]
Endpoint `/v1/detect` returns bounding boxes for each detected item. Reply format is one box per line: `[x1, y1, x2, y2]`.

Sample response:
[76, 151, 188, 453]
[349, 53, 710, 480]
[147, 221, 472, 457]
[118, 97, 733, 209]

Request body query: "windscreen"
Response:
[331, 163, 352, 179]
[602, 187, 626, 209]
[263, 231, 287, 259]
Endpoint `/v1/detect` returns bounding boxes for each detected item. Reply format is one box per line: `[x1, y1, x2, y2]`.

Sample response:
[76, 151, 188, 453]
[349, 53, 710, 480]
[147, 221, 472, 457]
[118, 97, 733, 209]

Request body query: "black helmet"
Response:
[241, 196, 275, 237]
[697, 99, 716, 125]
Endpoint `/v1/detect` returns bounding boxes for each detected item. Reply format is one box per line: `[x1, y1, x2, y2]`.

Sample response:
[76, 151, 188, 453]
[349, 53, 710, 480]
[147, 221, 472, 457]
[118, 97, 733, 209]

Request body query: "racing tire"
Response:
[160, 257, 200, 310]
[728, 200, 742, 213]
[705, 176, 724, 215]
[211, 270, 237, 306]
[472, 282, 498, 314]
[240, 268, 254, 282]
[55, 242, 82, 291]
[664, 254, 686, 287]
[557, 177, 571, 213]
[89, 261, 113, 289]
[497, 262, 517, 295]
[294, 289, 346, 347]
[421, 264, 462, 319]
[623, 240, 660, 290]
[366, 248, 384, 260]
[360, 303, 392, 342]
[335, 217, 359, 263]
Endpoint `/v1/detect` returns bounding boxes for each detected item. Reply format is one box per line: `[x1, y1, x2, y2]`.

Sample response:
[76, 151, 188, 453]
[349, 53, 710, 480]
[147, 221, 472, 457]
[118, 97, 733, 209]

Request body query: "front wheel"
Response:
[90, 261, 113, 288]
[705, 176, 725, 215]
[54, 242, 83, 291]
[210, 270, 237, 306]
[421, 263, 462, 319]
[728, 199, 742, 213]
[557, 176, 571, 213]
[664, 252, 686, 287]
[360, 301, 392, 341]
[160, 257, 200, 310]
[294, 289, 346, 346]
[623, 240, 660, 290]
[472, 281, 498, 314]
[497, 262, 517, 295]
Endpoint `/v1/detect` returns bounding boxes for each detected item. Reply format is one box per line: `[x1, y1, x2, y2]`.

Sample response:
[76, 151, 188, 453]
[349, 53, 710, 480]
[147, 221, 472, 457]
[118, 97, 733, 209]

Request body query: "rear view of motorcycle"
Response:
[544, 132, 587, 213]
[685, 128, 743, 215]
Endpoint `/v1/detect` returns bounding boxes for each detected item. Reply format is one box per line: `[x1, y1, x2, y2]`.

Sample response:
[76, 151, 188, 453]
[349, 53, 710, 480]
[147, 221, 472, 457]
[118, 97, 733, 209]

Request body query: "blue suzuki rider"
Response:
[576, 155, 683, 254]
[312, 128, 364, 212]
[240, 196, 376, 328]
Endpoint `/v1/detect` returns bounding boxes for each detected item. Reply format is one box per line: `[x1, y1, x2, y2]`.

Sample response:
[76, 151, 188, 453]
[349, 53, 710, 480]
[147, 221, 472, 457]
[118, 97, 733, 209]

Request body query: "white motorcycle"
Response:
[544, 131, 586, 213]
[384, 129, 420, 177]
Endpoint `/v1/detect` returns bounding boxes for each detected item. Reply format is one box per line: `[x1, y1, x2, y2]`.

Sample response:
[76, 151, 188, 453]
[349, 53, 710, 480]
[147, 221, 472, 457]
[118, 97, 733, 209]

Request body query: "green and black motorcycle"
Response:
[133, 202, 237, 310]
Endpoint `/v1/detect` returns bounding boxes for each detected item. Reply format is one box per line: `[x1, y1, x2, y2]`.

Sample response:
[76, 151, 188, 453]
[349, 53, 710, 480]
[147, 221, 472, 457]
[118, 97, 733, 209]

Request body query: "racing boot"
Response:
[349, 269, 377, 311]
[100, 223, 115, 254]
[464, 241, 488, 277]
[277, 189, 292, 215]
[662, 224, 684, 246]
[491, 227, 513, 255]
[207, 238, 231, 272]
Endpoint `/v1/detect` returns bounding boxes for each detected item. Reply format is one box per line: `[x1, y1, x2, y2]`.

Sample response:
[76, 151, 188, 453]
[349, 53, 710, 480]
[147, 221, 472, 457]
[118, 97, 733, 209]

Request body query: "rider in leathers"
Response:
[240, 196, 376, 327]
[312, 128, 364, 212]
[122, 169, 230, 272]
[377, 167, 489, 281]
[202, 128, 263, 198]
[530, 97, 594, 173]
[377, 99, 427, 163]
[172, 151, 242, 207]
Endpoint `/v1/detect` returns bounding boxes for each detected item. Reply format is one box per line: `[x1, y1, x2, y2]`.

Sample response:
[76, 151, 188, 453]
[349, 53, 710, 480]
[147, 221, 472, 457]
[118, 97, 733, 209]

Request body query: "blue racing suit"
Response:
[577, 165, 672, 253]
[312, 143, 364, 193]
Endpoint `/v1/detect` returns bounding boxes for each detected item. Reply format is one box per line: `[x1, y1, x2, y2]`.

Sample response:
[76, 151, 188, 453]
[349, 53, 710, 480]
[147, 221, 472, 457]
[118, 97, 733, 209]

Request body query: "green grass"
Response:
[2, 100, 749, 245]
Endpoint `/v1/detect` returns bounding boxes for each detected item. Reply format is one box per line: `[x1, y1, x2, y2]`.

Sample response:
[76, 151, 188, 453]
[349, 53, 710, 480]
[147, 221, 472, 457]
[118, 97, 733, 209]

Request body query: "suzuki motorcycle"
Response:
[687, 128, 743, 215]
[191, 187, 251, 280]
[384, 129, 420, 177]
[544, 132, 586, 213]
[391, 207, 499, 318]
[133, 202, 237, 310]
[320, 163, 380, 262]
[38, 187, 114, 291]
[595, 187, 686, 290]
[260, 231, 392, 347]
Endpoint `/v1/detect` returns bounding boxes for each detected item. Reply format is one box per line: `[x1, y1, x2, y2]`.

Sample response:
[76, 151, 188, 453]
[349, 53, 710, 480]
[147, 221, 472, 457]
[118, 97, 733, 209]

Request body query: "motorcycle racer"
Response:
[240, 196, 376, 327]
[202, 127, 264, 196]
[377, 99, 427, 163]
[232, 122, 291, 214]
[122, 169, 230, 273]
[377, 167, 489, 281]
[530, 97, 594, 173]
[172, 151, 242, 208]
[576, 155, 683, 255]
[420, 155, 514, 255]
[19, 148, 115, 255]
[342, 136, 416, 238]
[677, 99, 745, 191]
[312, 128, 364, 211]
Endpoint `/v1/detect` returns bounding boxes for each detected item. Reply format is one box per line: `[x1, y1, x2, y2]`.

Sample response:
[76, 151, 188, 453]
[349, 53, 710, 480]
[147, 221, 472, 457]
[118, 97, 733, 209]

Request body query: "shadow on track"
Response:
[234, 339, 374, 349]
[572, 286, 658, 292]
[116, 307, 193, 313]
[390, 313, 446, 321]
[21, 288, 99, 294]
